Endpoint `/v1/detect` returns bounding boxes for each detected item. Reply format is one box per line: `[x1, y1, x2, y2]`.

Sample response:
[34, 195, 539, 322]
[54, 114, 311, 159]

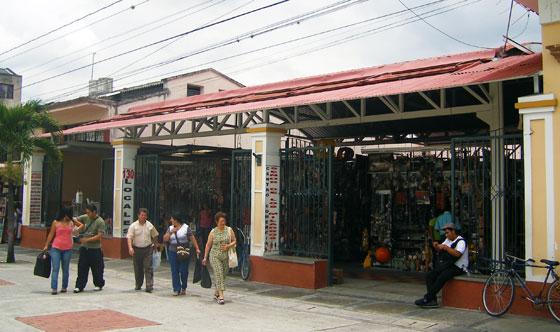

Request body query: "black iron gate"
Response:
[41, 156, 62, 227]
[100, 158, 114, 236]
[451, 134, 524, 272]
[230, 150, 251, 236]
[280, 146, 333, 282]
[135, 154, 160, 224]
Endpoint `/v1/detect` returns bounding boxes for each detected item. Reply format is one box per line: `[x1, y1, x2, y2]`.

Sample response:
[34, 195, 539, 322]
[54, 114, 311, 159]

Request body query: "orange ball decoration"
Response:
[375, 247, 391, 263]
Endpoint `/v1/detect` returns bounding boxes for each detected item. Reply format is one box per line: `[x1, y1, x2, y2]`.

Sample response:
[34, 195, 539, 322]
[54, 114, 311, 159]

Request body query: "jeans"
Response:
[168, 250, 190, 292]
[50, 248, 72, 290]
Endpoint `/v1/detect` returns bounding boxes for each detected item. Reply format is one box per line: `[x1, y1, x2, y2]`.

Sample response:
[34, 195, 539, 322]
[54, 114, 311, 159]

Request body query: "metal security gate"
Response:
[41, 156, 62, 227]
[100, 158, 114, 236]
[230, 149, 251, 235]
[280, 146, 333, 283]
[135, 154, 160, 224]
[451, 134, 524, 272]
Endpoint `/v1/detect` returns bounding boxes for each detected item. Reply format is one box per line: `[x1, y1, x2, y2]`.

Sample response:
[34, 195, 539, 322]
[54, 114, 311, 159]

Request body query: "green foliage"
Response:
[0, 100, 62, 166]
[0, 162, 23, 185]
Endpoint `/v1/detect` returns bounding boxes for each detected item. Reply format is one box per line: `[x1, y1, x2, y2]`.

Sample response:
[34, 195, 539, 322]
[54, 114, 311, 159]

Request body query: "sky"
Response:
[0, 0, 542, 104]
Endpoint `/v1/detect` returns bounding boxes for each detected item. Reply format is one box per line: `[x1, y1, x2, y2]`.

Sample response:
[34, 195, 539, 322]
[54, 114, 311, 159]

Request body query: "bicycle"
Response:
[482, 253, 560, 322]
[236, 226, 251, 280]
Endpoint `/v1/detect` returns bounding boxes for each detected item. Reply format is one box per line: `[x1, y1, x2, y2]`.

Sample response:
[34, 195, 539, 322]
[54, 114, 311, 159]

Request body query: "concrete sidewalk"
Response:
[0, 245, 558, 332]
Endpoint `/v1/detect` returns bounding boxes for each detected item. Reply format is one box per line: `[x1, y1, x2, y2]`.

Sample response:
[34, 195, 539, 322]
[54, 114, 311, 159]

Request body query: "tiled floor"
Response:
[16, 309, 159, 332]
[0, 278, 15, 285]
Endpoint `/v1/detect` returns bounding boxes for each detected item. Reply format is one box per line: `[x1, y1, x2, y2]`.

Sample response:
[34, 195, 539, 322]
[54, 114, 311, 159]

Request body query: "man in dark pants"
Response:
[73, 203, 106, 293]
[415, 223, 468, 307]
[127, 208, 159, 292]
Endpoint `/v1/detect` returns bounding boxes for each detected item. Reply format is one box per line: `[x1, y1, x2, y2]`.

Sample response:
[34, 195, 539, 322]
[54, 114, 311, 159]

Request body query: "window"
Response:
[0, 84, 14, 99]
[187, 84, 201, 97]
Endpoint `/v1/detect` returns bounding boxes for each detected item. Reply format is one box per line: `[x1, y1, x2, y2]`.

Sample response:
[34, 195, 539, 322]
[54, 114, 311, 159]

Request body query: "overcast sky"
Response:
[0, 0, 541, 104]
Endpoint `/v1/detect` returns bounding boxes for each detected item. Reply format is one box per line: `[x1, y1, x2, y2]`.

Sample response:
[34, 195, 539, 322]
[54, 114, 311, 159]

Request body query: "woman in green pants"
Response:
[202, 211, 236, 304]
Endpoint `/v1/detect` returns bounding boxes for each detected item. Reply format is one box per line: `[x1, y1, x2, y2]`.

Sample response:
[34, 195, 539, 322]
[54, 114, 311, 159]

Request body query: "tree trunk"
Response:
[6, 180, 15, 263]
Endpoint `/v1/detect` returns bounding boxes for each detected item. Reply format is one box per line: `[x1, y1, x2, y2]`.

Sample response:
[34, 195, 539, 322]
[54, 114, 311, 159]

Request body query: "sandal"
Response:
[180, 289, 186, 295]
[51, 289, 57, 295]
[173, 291, 179, 296]
[218, 298, 225, 305]
[213, 293, 219, 301]
[60, 288, 67, 293]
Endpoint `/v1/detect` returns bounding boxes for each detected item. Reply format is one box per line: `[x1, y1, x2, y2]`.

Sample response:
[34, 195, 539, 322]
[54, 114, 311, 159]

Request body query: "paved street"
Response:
[1, 245, 558, 332]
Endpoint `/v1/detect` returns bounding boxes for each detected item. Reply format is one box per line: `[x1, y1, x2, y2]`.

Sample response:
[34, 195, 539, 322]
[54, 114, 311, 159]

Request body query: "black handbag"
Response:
[33, 251, 51, 278]
[435, 238, 464, 272]
[193, 255, 202, 283]
[201, 264, 212, 288]
[174, 232, 190, 262]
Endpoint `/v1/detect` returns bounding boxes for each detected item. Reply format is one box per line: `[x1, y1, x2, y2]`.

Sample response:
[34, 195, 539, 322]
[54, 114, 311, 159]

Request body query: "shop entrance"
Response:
[229, 149, 251, 237]
[451, 134, 524, 273]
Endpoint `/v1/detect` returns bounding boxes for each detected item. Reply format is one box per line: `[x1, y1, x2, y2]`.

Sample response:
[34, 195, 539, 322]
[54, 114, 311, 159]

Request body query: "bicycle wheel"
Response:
[547, 279, 560, 323]
[241, 253, 251, 280]
[482, 271, 515, 317]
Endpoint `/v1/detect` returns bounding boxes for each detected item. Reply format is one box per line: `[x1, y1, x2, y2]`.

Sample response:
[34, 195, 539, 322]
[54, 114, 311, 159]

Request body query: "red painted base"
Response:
[250, 256, 328, 289]
[20, 226, 129, 259]
[443, 278, 555, 320]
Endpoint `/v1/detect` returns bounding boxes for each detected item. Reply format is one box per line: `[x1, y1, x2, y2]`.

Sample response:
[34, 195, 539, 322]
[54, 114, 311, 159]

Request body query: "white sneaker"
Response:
[93, 286, 102, 291]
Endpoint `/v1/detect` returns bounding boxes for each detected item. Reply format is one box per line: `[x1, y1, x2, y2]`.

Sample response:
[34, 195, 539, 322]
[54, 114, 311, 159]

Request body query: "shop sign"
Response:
[265, 165, 279, 252]
[30, 171, 42, 225]
[121, 168, 135, 236]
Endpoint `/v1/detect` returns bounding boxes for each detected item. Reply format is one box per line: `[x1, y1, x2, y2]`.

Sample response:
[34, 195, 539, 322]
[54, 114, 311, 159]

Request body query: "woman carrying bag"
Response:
[202, 211, 236, 305]
[43, 206, 84, 295]
[163, 212, 201, 296]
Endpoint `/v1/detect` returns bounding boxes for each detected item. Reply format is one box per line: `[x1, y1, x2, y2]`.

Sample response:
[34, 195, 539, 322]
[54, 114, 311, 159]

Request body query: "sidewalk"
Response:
[1, 244, 558, 332]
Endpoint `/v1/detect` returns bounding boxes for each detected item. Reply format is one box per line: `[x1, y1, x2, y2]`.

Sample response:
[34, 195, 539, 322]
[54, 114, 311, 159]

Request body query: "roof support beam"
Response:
[418, 91, 440, 110]
[285, 103, 491, 130]
[342, 100, 360, 118]
[277, 107, 294, 124]
[379, 96, 399, 113]
[309, 104, 328, 121]
[463, 85, 489, 105]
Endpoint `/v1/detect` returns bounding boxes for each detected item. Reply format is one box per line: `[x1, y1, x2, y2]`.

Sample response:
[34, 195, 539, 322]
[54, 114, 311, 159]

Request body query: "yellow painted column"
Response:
[111, 139, 141, 238]
[247, 124, 286, 256]
[542, 3, 560, 279]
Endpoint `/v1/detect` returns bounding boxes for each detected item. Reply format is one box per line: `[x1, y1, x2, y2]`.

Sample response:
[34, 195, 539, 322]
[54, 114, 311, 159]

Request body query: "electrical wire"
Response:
[7, 0, 151, 69]
[398, 0, 493, 49]
[20, 0, 291, 90]
[35, 0, 469, 102]
[107, 0, 250, 77]
[503, 0, 515, 50]
[0, 0, 125, 58]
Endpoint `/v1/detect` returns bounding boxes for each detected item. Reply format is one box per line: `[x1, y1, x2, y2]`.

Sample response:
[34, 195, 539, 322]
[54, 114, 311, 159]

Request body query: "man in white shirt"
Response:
[127, 208, 159, 292]
[415, 222, 468, 308]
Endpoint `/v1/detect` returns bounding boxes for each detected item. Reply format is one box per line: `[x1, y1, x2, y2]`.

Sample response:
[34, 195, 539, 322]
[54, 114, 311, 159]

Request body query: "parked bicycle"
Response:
[482, 253, 560, 322]
[236, 226, 251, 280]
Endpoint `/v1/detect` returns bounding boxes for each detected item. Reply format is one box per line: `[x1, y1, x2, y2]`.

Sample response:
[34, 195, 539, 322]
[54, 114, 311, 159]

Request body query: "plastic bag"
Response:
[152, 250, 161, 269]
[201, 265, 212, 289]
[193, 255, 202, 283]
[33, 251, 51, 278]
[228, 247, 238, 268]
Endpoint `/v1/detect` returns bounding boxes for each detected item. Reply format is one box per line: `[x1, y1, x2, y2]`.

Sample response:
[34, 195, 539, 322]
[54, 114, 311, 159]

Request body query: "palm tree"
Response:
[0, 100, 61, 263]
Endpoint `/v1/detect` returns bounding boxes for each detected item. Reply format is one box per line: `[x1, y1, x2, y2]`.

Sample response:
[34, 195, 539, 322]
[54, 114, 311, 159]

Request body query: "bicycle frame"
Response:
[507, 260, 557, 305]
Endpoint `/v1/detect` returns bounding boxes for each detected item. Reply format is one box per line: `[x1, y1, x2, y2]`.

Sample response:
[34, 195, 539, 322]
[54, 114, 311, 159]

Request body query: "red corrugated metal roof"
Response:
[55, 50, 542, 136]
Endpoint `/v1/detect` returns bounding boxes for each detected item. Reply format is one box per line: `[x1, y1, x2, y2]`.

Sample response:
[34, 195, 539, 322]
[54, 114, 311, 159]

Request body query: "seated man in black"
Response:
[415, 222, 468, 308]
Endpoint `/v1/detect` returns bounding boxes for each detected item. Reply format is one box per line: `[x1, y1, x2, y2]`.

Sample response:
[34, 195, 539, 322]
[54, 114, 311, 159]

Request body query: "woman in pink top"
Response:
[43, 206, 83, 295]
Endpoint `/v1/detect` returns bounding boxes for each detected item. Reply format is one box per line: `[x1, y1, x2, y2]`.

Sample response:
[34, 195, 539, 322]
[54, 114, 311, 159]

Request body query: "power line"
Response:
[21, 0, 291, 90]
[35, 0, 467, 102]
[2, 0, 151, 65]
[21, 0, 217, 80]
[398, 0, 493, 49]
[0, 0, 125, 57]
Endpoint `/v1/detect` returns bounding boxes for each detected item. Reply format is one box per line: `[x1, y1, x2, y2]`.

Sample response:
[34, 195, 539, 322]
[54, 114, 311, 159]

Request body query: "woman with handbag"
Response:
[202, 211, 236, 305]
[43, 206, 84, 295]
[163, 213, 201, 296]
